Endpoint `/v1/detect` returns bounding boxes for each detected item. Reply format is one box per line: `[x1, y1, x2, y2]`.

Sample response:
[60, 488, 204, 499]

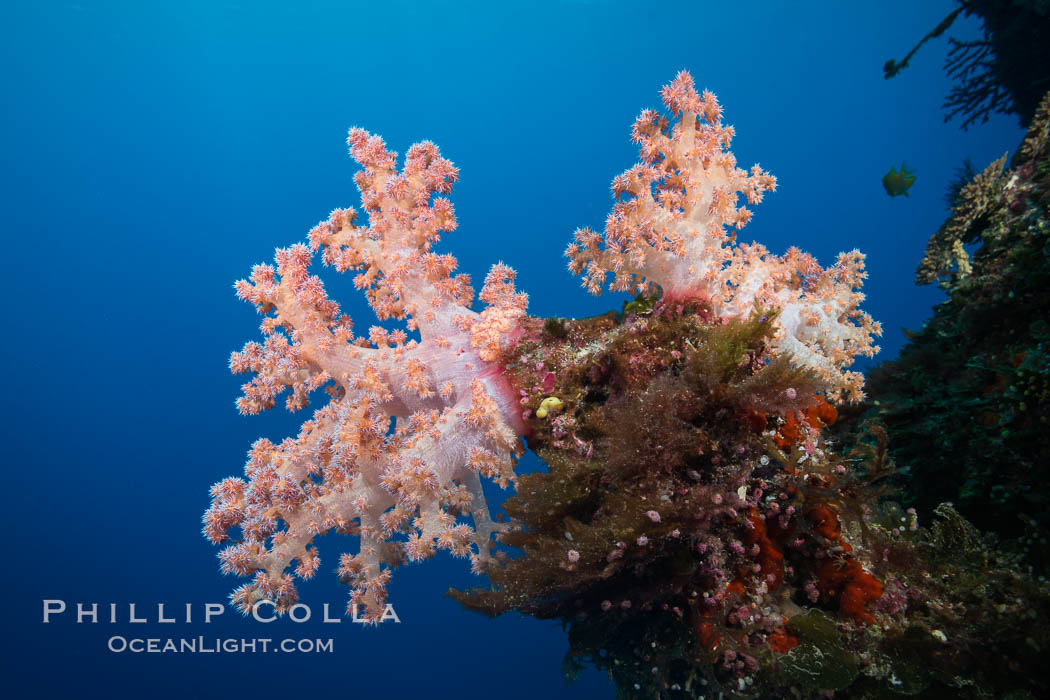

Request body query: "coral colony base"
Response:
[205, 74, 1050, 697]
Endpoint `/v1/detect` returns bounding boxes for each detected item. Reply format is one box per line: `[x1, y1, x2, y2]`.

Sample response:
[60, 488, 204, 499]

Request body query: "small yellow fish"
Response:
[883, 162, 916, 198]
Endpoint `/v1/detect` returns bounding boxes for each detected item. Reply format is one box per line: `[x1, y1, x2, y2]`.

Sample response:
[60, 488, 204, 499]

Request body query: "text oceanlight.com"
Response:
[107, 636, 334, 653]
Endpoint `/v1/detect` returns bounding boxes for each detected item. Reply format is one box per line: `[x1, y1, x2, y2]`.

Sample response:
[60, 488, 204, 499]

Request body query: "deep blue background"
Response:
[2, 1, 1022, 698]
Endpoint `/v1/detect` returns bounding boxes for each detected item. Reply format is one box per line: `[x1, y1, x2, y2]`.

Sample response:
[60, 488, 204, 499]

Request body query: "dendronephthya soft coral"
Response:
[204, 130, 529, 621]
[204, 71, 881, 622]
[566, 71, 881, 401]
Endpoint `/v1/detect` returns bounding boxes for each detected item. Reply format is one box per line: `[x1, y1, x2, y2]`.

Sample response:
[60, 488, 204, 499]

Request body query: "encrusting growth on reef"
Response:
[849, 92, 1050, 544]
[451, 82, 1050, 698]
[452, 295, 1050, 698]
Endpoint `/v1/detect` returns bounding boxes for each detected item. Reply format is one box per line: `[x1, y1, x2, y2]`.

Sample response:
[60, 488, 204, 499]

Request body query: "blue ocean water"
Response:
[1, 1, 1023, 698]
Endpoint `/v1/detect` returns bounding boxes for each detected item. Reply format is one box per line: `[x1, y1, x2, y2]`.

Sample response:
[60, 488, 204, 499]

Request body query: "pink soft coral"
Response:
[566, 71, 881, 401]
[204, 130, 527, 621]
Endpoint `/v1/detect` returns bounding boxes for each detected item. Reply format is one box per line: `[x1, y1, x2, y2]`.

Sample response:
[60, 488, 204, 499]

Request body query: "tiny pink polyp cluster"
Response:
[566, 71, 881, 401]
[204, 129, 528, 622]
